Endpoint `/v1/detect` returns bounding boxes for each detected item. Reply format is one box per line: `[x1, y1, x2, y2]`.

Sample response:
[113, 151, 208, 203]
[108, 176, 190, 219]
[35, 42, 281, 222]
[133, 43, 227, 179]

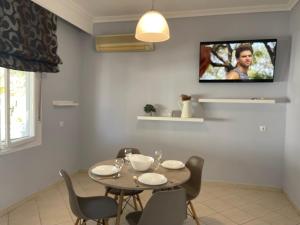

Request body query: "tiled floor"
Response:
[1, 172, 300, 225]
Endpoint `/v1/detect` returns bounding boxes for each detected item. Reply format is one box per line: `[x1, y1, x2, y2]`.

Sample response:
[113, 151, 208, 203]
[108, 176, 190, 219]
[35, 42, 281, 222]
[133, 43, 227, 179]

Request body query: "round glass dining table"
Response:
[88, 159, 190, 225]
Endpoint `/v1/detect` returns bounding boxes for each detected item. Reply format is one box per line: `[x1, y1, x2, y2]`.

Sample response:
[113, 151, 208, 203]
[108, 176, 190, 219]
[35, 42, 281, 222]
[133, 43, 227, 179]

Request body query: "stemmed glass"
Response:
[153, 150, 163, 170]
[114, 158, 124, 175]
[124, 148, 132, 164]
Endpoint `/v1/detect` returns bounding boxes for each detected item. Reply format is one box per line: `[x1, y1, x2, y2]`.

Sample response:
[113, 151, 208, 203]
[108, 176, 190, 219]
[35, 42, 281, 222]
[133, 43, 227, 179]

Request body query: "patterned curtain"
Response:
[0, 0, 62, 73]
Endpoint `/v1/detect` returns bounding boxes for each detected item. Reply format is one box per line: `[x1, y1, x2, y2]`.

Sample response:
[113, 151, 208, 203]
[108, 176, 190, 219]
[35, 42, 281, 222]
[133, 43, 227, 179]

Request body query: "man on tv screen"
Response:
[226, 44, 253, 80]
[199, 39, 277, 82]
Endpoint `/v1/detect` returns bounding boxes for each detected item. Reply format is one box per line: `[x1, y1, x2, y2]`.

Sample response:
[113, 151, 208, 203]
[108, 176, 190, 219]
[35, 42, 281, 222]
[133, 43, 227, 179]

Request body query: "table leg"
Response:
[115, 190, 124, 225]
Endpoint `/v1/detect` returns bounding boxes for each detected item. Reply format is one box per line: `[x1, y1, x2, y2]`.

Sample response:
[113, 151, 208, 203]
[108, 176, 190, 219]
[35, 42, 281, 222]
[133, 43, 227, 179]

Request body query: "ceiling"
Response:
[32, 0, 299, 34]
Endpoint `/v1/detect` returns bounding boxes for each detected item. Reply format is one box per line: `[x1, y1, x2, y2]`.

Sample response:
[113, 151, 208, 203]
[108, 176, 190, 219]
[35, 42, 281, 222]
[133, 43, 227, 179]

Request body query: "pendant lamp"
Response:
[135, 1, 170, 42]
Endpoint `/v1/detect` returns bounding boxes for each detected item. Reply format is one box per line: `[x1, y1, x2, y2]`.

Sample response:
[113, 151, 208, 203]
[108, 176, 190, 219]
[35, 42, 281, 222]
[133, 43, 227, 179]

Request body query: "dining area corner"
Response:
[60, 148, 204, 225]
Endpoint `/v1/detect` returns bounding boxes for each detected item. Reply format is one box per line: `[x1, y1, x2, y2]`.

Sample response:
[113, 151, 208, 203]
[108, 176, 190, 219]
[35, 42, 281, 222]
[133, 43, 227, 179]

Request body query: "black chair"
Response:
[181, 156, 204, 225]
[105, 148, 144, 211]
[59, 169, 117, 225]
[126, 188, 186, 225]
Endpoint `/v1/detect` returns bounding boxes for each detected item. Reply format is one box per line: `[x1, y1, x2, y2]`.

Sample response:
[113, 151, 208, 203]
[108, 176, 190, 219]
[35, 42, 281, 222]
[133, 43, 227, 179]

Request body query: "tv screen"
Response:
[199, 39, 277, 82]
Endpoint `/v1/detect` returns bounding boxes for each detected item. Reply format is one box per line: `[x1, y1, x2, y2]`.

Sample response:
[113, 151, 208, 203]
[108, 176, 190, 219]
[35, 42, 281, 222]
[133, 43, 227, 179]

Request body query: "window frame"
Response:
[0, 69, 42, 156]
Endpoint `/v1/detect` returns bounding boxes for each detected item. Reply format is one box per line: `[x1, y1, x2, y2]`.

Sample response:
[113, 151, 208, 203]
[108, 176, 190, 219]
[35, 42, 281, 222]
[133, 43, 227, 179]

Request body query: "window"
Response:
[0, 67, 41, 154]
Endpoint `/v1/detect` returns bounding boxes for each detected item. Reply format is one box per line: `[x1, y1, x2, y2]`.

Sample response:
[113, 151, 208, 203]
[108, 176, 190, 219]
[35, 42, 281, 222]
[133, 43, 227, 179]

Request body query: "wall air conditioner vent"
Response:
[96, 34, 154, 52]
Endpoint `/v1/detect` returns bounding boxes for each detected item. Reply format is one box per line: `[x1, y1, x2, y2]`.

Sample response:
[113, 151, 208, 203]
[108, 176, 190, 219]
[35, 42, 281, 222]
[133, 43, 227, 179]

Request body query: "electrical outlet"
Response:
[259, 125, 267, 132]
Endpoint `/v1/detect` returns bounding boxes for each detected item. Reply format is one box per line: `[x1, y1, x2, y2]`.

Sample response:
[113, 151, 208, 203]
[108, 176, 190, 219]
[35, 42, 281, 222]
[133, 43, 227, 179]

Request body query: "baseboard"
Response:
[203, 180, 282, 192]
[283, 191, 300, 214]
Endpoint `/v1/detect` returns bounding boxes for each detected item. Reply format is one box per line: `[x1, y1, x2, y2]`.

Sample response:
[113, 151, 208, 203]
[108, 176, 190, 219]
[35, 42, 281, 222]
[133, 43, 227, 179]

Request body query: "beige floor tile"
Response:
[38, 204, 72, 225]
[9, 200, 41, 225]
[208, 187, 232, 198]
[202, 198, 235, 212]
[52, 221, 74, 225]
[197, 193, 216, 203]
[220, 194, 249, 208]
[274, 206, 300, 222]
[184, 217, 204, 225]
[256, 198, 292, 211]
[261, 211, 300, 225]
[238, 203, 271, 217]
[237, 193, 265, 204]
[200, 213, 237, 225]
[242, 219, 271, 225]
[0, 215, 8, 225]
[220, 208, 256, 224]
[193, 202, 217, 217]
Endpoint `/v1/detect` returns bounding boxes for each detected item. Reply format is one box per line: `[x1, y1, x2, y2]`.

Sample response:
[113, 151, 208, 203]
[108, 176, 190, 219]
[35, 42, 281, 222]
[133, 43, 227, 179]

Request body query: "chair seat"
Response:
[107, 187, 143, 196]
[78, 196, 118, 219]
[126, 211, 142, 225]
[182, 183, 198, 201]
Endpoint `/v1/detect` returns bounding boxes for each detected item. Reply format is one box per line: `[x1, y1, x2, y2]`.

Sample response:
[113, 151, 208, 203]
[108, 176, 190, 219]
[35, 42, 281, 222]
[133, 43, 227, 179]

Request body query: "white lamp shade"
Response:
[135, 10, 170, 42]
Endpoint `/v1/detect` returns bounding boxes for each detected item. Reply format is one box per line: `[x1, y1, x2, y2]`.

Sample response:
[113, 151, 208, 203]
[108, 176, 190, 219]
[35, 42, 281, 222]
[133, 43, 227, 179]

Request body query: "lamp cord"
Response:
[151, 0, 154, 10]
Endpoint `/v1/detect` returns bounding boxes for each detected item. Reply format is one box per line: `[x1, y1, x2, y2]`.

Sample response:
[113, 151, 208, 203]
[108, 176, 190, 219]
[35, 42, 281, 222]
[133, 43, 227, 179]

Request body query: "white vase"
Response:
[179, 100, 192, 118]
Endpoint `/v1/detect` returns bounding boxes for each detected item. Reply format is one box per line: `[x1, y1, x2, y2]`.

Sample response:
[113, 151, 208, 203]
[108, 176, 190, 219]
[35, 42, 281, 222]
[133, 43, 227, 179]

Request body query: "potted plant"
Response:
[144, 104, 156, 116]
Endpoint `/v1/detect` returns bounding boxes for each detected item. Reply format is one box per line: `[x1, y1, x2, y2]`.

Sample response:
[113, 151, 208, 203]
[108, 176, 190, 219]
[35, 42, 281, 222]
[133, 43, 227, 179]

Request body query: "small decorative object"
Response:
[178, 94, 192, 118]
[144, 104, 156, 116]
[181, 94, 191, 101]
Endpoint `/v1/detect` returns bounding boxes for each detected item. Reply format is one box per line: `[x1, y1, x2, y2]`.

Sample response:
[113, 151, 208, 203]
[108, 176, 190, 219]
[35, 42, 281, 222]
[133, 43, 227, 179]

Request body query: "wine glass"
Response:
[153, 150, 163, 170]
[124, 148, 132, 163]
[114, 158, 124, 174]
[154, 150, 163, 161]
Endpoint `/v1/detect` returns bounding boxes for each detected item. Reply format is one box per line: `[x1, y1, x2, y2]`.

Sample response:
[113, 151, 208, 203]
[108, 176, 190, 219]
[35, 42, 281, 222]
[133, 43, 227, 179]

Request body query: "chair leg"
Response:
[78, 219, 86, 225]
[188, 201, 200, 225]
[116, 190, 124, 225]
[133, 195, 138, 211]
[75, 218, 80, 225]
[103, 219, 109, 225]
[136, 194, 144, 210]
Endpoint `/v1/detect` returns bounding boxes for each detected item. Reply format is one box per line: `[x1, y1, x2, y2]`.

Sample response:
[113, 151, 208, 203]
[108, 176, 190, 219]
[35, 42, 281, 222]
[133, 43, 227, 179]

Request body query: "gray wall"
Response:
[80, 12, 290, 188]
[284, 2, 300, 209]
[0, 19, 83, 210]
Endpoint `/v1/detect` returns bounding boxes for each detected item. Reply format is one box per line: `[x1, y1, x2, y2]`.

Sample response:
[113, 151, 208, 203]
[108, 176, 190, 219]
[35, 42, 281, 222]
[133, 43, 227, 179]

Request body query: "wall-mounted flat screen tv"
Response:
[199, 39, 277, 82]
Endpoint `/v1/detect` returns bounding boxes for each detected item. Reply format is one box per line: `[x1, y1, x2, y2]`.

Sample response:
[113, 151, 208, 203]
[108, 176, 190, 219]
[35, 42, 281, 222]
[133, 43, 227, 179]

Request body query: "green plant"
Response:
[144, 104, 156, 115]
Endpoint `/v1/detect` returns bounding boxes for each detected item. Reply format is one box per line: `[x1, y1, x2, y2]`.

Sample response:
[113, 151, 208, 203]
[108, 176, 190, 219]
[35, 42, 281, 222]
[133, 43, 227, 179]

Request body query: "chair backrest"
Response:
[183, 156, 204, 200]
[137, 188, 186, 225]
[116, 147, 141, 158]
[59, 170, 85, 219]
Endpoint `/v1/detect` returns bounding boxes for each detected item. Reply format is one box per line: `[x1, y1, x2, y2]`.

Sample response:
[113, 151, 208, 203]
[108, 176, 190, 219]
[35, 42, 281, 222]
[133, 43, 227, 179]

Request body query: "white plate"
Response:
[138, 173, 168, 186]
[91, 165, 119, 176]
[161, 160, 185, 169]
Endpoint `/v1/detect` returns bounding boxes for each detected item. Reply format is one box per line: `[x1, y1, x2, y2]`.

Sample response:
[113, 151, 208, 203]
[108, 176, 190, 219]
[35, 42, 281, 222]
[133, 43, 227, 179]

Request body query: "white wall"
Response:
[80, 12, 290, 188]
[0, 19, 84, 210]
[284, 2, 300, 209]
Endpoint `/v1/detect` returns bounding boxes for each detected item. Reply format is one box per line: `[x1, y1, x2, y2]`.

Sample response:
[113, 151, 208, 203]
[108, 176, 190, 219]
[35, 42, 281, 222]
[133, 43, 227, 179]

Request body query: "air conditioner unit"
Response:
[95, 34, 154, 52]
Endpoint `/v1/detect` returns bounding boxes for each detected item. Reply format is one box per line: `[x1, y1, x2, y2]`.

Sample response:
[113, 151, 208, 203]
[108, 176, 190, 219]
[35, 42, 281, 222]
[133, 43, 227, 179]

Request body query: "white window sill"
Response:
[0, 123, 42, 156]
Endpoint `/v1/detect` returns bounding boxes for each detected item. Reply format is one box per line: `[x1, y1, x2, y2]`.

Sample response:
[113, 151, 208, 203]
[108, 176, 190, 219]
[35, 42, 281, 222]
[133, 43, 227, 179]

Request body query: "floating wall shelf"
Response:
[198, 98, 280, 104]
[52, 100, 79, 107]
[137, 116, 204, 123]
